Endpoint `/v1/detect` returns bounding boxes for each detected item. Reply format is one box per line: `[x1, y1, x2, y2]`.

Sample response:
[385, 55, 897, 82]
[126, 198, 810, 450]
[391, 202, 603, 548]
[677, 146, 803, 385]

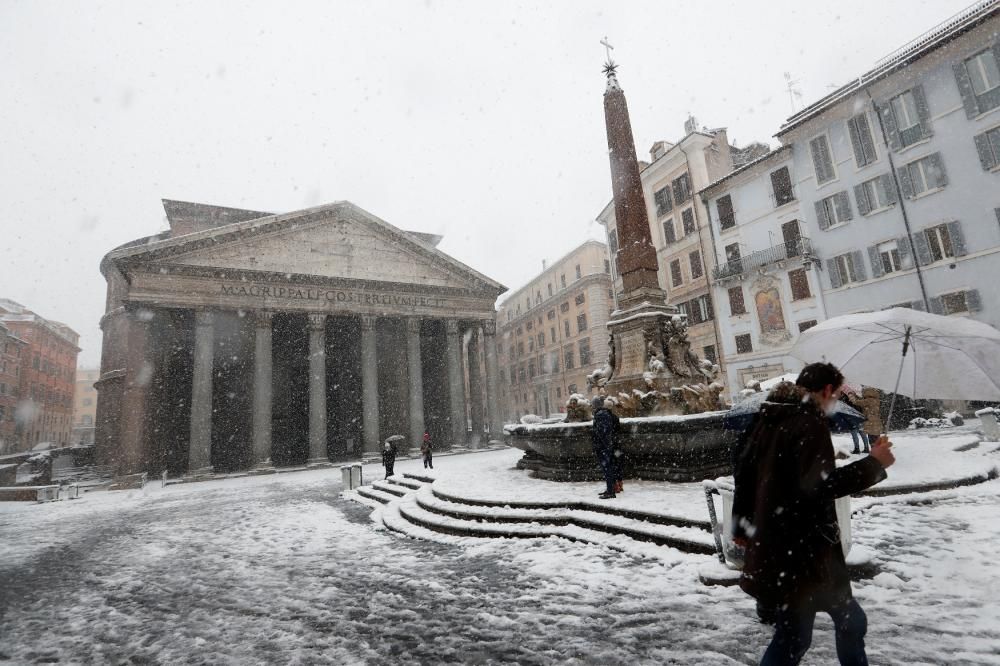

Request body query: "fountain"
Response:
[505, 50, 734, 482]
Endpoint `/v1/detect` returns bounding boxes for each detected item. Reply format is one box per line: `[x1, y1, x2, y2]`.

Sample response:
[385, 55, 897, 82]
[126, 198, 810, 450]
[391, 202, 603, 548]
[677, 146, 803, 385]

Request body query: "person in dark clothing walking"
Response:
[591, 397, 621, 499]
[840, 391, 870, 454]
[420, 431, 433, 469]
[382, 441, 398, 479]
[732, 362, 895, 666]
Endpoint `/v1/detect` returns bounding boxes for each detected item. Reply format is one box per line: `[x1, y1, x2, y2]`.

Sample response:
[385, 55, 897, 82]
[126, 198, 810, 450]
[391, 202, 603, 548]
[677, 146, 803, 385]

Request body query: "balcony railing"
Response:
[712, 238, 814, 282]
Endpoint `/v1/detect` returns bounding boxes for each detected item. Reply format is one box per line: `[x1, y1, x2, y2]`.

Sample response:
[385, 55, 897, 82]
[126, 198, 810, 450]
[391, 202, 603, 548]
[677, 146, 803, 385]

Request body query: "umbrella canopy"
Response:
[790, 308, 1000, 402]
[724, 389, 864, 433]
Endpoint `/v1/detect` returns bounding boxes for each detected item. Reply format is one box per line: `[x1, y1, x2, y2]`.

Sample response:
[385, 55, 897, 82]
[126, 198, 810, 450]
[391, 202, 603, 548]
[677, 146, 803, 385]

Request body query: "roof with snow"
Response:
[698, 144, 792, 197]
[777, 0, 1000, 137]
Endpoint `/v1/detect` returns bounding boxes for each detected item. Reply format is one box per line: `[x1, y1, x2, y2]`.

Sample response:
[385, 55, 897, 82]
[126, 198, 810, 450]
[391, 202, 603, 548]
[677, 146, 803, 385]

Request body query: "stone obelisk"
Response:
[599, 54, 681, 395]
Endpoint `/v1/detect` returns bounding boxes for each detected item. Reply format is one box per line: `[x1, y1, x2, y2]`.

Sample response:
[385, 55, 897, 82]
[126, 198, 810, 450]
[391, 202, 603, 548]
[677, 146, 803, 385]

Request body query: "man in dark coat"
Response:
[381, 441, 397, 479]
[732, 362, 895, 665]
[591, 397, 620, 499]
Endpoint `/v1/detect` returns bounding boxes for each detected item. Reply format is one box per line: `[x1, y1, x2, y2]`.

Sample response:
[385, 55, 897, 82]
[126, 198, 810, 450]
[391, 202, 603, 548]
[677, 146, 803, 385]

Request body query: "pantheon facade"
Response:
[95, 200, 506, 477]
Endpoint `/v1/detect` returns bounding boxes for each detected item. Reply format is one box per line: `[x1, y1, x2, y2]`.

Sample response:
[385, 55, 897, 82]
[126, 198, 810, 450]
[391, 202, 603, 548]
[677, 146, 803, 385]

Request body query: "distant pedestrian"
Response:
[732, 362, 896, 666]
[382, 441, 397, 479]
[591, 397, 621, 499]
[420, 431, 434, 470]
[840, 391, 869, 454]
[859, 387, 883, 450]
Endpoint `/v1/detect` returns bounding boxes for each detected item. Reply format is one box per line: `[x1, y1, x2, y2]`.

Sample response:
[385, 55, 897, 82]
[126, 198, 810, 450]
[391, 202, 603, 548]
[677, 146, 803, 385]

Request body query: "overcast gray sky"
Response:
[0, 0, 971, 367]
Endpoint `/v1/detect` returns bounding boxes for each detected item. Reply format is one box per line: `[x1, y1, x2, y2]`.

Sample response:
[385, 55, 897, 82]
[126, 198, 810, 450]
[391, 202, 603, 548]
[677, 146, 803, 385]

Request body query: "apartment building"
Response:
[0, 323, 28, 454]
[72, 368, 100, 447]
[496, 241, 614, 421]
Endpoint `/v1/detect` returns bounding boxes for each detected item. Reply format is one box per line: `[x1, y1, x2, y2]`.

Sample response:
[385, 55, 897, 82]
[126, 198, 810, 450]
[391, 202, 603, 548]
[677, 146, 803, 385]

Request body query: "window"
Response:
[608, 229, 618, 274]
[689, 250, 703, 279]
[798, 320, 818, 333]
[547, 309, 555, 320]
[735, 334, 753, 354]
[934, 290, 981, 316]
[847, 113, 877, 167]
[702, 345, 717, 365]
[789, 268, 811, 301]
[809, 134, 836, 184]
[526, 320, 533, 331]
[575, 264, 581, 280]
[517, 341, 524, 356]
[578, 338, 591, 366]
[691, 294, 713, 324]
[770, 167, 794, 206]
[724, 243, 741, 264]
[563, 346, 575, 370]
[662, 218, 676, 244]
[830, 251, 866, 288]
[528, 338, 534, 353]
[575, 293, 585, 305]
[854, 174, 897, 215]
[547, 283, 553, 296]
[941, 291, 969, 315]
[882, 87, 931, 149]
[537, 332, 545, 348]
[550, 350, 560, 373]
[728, 286, 747, 315]
[563, 320, 571, 337]
[782, 220, 802, 257]
[576, 313, 587, 333]
[550, 327, 556, 343]
[956, 49, 1000, 116]
[898, 153, 947, 198]
[973, 126, 1000, 171]
[83, 397, 93, 406]
[870, 240, 905, 276]
[604, 259, 610, 273]
[925, 224, 954, 262]
[716, 194, 736, 230]
[654, 186, 673, 216]
[528, 359, 536, 379]
[814, 191, 853, 229]
[681, 208, 696, 236]
[672, 172, 692, 204]
[560, 274, 566, 289]
[560, 301, 569, 313]
[556, 387, 561, 399]
[670, 259, 683, 287]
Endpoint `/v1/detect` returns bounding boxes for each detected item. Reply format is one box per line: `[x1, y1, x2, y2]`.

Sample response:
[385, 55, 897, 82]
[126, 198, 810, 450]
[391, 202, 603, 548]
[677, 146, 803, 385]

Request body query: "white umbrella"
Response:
[790, 308, 1000, 427]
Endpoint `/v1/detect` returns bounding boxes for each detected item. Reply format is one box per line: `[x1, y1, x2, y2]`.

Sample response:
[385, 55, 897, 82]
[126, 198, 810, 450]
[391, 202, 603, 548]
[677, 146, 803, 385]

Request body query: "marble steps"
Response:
[370, 479, 408, 497]
[354, 486, 398, 505]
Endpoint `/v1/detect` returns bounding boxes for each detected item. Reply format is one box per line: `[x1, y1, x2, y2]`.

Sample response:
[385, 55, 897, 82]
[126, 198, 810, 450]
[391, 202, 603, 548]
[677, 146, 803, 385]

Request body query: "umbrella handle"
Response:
[884, 325, 912, 435]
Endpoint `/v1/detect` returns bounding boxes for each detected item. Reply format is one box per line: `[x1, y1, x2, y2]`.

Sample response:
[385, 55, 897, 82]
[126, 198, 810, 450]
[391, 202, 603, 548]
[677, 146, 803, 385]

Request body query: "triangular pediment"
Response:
[111, 201, 505, 295]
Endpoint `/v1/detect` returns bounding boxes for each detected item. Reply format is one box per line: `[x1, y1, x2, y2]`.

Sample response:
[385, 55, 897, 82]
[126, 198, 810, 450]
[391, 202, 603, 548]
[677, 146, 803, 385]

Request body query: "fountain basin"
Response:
[504, 411, 736, 482]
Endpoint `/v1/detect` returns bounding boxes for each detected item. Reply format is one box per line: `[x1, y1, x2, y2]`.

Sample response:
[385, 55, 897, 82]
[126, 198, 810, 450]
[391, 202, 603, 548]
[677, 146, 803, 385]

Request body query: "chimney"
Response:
[684, 115, 699, 135]
[542, 259, 548, 271]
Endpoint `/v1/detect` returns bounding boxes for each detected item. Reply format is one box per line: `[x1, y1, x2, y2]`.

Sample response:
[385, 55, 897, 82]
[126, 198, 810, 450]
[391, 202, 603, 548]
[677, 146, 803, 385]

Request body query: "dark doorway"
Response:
[328, 316, 361, 459]
[210, 312, 254, 472]
[420, 319, 450, 449]
[149, 308, 193, 477]
[272, 313, 309, 466]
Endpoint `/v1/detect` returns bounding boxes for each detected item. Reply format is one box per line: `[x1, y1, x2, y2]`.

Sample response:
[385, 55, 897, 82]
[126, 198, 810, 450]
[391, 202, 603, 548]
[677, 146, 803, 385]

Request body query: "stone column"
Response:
[467, 327, 484, 448]
[119, 305, 153, 476]
[188, 310, 215, 476]
[445, 320, 467, 447]
[307, 313, 329, 465]
[252, 310, 274, 469]
[482, 319, 502, 440]
[406, 318, 425, 451]
[361, 315, 381, 453]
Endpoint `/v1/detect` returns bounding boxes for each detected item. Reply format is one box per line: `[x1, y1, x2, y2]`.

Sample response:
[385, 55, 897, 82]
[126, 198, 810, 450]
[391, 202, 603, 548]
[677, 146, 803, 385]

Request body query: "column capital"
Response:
[445, 320, 461, 336]
[255, 310, 275, 328]
[194, 310, 214, 328]
[307, 313, 327, 330]
[406, 317, 422, 334]
[481, 319, 497, 336]
[360, 315, 378, 332]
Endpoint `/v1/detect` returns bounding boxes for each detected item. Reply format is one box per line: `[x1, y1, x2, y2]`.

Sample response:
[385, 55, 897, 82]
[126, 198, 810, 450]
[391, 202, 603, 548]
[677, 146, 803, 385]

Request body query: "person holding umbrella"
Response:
[381, 439, 398, 479]
[733, 362, 896, 665]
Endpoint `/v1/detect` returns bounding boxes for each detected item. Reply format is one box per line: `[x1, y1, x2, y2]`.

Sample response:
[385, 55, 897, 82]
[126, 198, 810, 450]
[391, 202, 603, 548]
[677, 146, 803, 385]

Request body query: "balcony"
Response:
[712, 238, 815, 282]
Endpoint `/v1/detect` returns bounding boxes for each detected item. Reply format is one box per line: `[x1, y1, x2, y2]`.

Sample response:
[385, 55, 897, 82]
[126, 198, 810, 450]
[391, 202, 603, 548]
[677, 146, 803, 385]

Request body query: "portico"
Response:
[94, 200, 506, 477]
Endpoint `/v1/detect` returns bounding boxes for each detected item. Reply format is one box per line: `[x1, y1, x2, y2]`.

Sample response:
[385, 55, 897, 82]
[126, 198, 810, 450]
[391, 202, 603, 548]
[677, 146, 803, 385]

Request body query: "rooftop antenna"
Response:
[783, 72, 803, 113]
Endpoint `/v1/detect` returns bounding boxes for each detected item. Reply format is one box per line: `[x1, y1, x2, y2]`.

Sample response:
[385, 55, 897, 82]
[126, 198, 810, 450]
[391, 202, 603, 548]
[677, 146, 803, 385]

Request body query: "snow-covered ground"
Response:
[2, 428, 999, 664]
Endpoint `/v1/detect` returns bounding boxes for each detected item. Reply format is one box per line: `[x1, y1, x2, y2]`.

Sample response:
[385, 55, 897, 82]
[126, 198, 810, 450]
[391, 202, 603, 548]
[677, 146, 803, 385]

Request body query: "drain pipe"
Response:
[865, 89, 931, 311]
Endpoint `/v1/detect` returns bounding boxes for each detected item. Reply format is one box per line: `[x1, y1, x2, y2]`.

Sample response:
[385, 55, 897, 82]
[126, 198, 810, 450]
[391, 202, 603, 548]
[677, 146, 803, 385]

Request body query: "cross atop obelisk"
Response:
[600, 36, 614, 63]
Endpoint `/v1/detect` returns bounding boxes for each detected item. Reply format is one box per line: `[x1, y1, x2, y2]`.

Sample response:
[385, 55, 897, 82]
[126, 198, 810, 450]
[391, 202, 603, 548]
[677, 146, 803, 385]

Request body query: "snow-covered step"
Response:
[355, 486, 397, 505]
[386, 476, 424, 491]
[402, 472, 435, 484]
[413, 486, 715, 555]
[431, 486, 710, 532]
[370, 480, 408, 497]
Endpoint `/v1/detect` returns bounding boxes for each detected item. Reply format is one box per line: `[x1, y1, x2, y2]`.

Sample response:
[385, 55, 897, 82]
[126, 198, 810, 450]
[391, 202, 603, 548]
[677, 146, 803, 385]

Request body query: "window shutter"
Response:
[853, 184, 871, 215]
[912, 230, 933, 266]
[858, 113, 877, 164]
[834, 191, 853, 222]
[911, 85, 933, 139]
[929, 296, 944, 315]
[814, 200, 831, 230]
[851, 250, 867, 281]
[928, 153, 948, 188]
[880, 173, 898, 205]
[878, 102, 901, 151]
[966, 289, 983, 312]
[847, 117, 865, 167]
[974, 132, 997, 170]
[829, 258, 843, 289]
[946, 221, 967, 256]
[896, 164, 914, 199]
[897, 235, 913, 267]
[867, 245, 884, 278]
[952, 60, 981, 118]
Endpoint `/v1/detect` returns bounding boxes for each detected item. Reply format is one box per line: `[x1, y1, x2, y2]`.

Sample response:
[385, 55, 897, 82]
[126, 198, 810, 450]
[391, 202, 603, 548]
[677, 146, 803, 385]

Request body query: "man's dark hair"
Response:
[795, 362, 845, 393]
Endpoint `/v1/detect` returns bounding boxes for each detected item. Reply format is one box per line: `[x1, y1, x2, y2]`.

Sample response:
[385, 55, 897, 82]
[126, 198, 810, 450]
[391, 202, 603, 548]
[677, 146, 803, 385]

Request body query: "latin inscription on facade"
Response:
[618, 330, 647, 377]
[219, 283, 448, 310]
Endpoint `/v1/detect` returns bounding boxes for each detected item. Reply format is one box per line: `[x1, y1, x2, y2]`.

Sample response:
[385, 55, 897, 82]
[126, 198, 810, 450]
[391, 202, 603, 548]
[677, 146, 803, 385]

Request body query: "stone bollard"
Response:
[341, 465, 354, 490]
[351, 464, 363, 488]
